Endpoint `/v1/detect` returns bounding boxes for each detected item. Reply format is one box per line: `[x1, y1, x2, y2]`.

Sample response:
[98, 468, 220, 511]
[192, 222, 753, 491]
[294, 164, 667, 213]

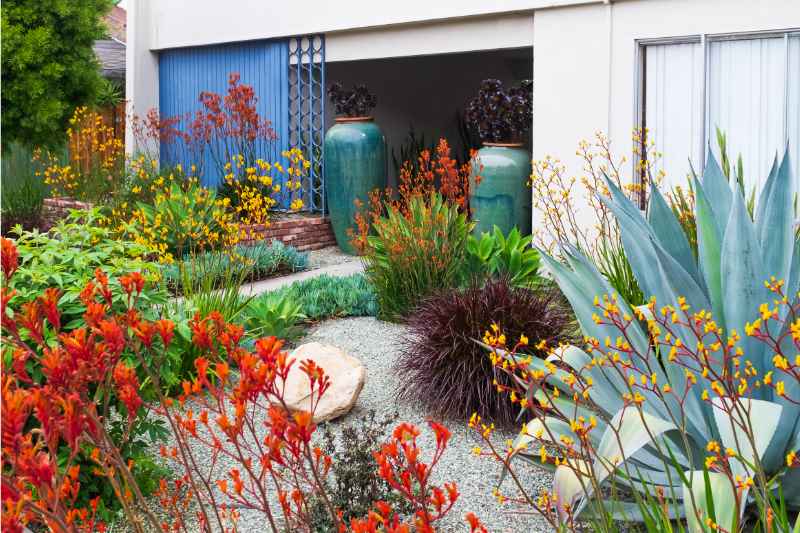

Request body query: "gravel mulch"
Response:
[295, 317, 554, 533]
[306, 246, 359, 270]
[114, 317, 555, 532]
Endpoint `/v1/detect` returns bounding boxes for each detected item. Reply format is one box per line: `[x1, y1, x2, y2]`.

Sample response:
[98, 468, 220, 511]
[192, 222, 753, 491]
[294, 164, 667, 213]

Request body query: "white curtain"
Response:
[644, 42, 704, 190]
[708, 36, 789, 194]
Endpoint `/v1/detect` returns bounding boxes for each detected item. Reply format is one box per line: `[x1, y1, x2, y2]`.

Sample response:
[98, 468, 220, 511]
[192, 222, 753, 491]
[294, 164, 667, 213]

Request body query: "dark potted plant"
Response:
[465, 79, 533, 236]
[324, 83, 386, 254]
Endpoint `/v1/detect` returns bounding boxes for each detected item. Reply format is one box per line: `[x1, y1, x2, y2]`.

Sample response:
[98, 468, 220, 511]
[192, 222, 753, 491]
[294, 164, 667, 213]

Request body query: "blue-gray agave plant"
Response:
[504, 149, 798, 530]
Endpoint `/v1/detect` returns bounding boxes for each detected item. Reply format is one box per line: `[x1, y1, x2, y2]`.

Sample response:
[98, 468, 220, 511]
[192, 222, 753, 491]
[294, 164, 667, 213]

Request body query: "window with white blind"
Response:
[638, 31, 800, 195]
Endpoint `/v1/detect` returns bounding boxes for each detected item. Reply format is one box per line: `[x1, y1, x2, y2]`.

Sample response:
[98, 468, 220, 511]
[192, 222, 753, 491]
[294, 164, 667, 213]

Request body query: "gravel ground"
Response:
[306, 246, 359, 269]
[297, 317, 554, 533]
[114, 317, 554, 532]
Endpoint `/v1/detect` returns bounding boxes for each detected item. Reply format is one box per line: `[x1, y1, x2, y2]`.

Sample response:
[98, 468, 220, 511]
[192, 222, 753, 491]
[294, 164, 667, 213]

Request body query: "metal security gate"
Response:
[289, 35, 326, 213]
[158, 36, 326, 212]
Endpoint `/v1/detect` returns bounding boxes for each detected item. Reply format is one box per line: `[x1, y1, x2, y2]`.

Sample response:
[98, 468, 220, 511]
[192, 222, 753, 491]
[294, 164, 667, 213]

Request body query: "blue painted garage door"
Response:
[159, 40, 289, 187]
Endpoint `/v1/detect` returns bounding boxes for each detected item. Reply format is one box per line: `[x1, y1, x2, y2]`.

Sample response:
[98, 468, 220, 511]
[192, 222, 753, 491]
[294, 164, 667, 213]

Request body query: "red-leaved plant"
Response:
[130, 72, 277, 181]
[0, 237, 487, 533]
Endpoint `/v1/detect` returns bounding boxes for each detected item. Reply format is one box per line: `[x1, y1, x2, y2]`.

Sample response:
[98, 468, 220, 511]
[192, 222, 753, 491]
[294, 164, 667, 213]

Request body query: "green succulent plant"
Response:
[242, 291, 306, 341]
[505, 149, 799, 529]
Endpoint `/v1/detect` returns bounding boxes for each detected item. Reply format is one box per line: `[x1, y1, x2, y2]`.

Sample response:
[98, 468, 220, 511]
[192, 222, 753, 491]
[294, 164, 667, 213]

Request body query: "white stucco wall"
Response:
[124, 0, 159, 154]
[533, 0, 800, 181]
[145, 0, 572, 50]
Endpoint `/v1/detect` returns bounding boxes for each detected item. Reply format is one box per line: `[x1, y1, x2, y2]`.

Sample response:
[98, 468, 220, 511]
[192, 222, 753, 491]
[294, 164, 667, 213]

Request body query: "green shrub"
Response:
[307, 411, 411, 531]
[7, 209, 165, 325]
[363, 192, 472, 320]
[465, 225, 542, 287]
[121, 179, 240, 260]
[3, 209, 171, 522]
[161, 240, 308, 292]
[1, 142, 48, 233]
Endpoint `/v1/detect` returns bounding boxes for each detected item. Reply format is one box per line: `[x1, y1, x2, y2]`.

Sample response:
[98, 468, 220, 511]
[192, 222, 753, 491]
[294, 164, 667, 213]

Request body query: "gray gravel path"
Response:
[296, 317, 554, 533]
[306, 246, 359, 269]
[114, 317, 554, 532]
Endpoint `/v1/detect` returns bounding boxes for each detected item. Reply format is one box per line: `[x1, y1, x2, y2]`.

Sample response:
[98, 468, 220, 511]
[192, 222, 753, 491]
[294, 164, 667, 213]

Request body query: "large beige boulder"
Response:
[281, 342, 365, 423]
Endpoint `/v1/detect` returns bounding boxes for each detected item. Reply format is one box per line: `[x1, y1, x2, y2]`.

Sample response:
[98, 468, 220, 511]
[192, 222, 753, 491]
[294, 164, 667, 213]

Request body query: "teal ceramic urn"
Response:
[469, 143, 532, 236]
[324, 117, 386, 254]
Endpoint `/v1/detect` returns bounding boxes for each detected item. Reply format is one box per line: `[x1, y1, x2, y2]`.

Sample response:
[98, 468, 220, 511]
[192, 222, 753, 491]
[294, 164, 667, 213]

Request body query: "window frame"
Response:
[633, 28, 800, 204]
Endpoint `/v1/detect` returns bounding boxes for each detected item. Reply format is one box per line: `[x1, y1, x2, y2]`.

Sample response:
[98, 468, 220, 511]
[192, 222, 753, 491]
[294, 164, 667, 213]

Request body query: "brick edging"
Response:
[240, 214, 337, 252]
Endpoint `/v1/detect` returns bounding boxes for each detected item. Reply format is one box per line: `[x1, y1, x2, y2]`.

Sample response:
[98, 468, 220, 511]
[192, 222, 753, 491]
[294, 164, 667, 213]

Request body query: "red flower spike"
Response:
[38, 287, 62, 332]
[155, 319, 175, 347]
[1, 237, 19, 279]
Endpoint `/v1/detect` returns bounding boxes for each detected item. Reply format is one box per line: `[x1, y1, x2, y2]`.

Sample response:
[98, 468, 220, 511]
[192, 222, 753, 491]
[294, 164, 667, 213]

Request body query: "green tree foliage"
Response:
[1, 0, 113, 149]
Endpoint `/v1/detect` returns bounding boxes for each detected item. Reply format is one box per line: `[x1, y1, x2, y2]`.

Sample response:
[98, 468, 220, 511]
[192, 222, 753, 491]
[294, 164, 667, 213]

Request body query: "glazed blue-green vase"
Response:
[469, 143, 532, 236]
[324, 117, 386, 254]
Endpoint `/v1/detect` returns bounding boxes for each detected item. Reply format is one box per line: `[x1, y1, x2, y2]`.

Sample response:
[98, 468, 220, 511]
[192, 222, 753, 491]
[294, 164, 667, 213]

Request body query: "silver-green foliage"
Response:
[520, 149, 798, 527]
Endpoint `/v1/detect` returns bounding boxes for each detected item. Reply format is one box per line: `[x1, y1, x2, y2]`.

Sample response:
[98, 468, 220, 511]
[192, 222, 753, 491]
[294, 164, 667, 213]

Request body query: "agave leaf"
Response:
[550, 344, 626, 412]
[720, 185, 770, 393]
[693, 174, 726, 329]
[712, 397, 782, 479]
[757, 152, 795, 288]
[782, 467, 800, 508]
[648, 186, 703, 289]
[592, 407, 678, 485]
[700, 148, 733, 228]
[554, 459, 592, 521]
[581, 499, 685, 522]
[755, 154, 780, 237]
[601, 181, 708, 311]
[599, 184, 663, 296]
[561, 243, 652, 355]
[683, 470, 737, 533]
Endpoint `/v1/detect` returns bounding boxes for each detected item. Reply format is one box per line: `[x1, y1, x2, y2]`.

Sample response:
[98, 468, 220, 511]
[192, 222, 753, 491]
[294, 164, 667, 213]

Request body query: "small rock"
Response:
[281, 342, 365, 422]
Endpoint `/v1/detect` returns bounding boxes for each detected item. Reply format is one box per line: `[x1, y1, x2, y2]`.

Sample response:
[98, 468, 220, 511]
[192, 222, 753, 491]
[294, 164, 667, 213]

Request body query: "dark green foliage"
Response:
[397, 278, 577, 426]
[253, 273, 377, 322]
[306, 411, 410, 531]
[391, 125, 436, 177]
[1, 142, 48, 233]
[161, 240, 309, 293]
[1, 0, 113, 148]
